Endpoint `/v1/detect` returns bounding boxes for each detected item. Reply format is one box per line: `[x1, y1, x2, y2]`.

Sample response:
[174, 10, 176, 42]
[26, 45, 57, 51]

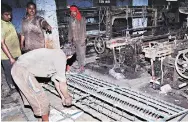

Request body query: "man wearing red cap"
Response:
[68, 5, 86, 73]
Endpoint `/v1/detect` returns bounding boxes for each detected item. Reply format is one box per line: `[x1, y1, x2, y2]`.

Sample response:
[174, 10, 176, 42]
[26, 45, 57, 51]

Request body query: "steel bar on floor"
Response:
[43, 73, 188, 122]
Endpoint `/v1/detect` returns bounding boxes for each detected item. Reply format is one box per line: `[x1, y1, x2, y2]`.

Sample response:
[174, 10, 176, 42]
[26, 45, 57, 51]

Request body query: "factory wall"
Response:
[11, 8, 26, 34]
[116, 0, 131, 6]
[35, 0, 60, 48]
[67, 0, 93, 8]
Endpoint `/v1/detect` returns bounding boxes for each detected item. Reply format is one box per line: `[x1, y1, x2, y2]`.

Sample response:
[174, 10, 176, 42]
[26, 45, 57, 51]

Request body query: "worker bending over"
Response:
[11, 48, 73, 121]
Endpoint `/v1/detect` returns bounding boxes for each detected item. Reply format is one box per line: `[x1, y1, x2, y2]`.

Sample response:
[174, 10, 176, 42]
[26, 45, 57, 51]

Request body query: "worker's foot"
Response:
[149, 78, 161, 90]
[78, 66, 85, 74]
[66, 65, 71, 72]
[10, 84, 16, 89]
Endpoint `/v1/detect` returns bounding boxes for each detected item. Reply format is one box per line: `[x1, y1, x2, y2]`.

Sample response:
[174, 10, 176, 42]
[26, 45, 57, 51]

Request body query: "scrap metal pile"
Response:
[43, 74, 188, 122]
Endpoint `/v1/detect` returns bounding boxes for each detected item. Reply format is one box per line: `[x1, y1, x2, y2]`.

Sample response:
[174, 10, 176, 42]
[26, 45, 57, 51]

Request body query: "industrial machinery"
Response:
[43, 3, 188, 121]
[88, 6, 159, 72]
[58, 3, 188, 83]
[175, 49, 188, 79]
[103, 4, 188, 82]
[93, 6, 158, 54]
[140, 37, 188, 100]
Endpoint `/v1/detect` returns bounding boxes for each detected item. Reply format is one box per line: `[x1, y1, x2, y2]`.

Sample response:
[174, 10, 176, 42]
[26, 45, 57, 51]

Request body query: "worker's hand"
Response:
[46, 25, 52, 34]
[10, 58, 16, 65]
[47, 25, 52, 31]
[62, 95, 72, 106]
[20, 43, 24, 50]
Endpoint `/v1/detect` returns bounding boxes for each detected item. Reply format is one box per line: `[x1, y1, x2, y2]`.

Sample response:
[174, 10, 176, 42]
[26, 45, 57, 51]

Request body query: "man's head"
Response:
[1, 3, 12, 22]
[70, 5, 81, 21]
[26, 2, 36, 17]
[70, 5, 78, 18]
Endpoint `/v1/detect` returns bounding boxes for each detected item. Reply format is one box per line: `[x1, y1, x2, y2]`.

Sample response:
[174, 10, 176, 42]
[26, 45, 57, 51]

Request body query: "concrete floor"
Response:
[1, 51, 188, 121]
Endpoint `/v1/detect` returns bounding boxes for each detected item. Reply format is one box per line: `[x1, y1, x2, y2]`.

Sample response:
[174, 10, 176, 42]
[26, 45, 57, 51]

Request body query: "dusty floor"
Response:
[1, 49, 188, 121]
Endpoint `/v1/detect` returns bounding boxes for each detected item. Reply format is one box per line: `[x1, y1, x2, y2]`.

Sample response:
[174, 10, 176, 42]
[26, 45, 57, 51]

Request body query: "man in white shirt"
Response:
[11, 48, 73, 122]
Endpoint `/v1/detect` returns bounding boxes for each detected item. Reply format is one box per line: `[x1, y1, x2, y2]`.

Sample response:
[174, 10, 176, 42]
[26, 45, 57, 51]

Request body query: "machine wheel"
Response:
[94, 36, 106, 54]
[175, 49, 188, 79]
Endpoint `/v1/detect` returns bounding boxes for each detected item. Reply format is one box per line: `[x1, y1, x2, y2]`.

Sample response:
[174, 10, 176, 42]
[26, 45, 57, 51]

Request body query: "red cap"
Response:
[70, 6, 82, 21]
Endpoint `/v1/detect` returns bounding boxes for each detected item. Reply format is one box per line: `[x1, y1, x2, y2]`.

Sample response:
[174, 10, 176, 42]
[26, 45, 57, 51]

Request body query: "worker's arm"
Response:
[20, 21, 25, 50]
[39, 17, 52, 32]
[52, 51, 72, 105]
[54, 81, 72, 106]
[1, 38, 16, 64]
[83, 17, 87, 41]
[20, 35, 25, 50]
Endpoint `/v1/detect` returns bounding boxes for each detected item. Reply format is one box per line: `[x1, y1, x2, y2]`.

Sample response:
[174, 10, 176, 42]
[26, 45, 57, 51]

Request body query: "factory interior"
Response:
[1, 0, 188, 121]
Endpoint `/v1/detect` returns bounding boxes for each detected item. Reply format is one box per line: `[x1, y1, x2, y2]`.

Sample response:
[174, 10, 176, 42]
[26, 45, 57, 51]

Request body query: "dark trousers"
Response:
[67, 53, 77, 66]
[1, 57, 18, 90]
